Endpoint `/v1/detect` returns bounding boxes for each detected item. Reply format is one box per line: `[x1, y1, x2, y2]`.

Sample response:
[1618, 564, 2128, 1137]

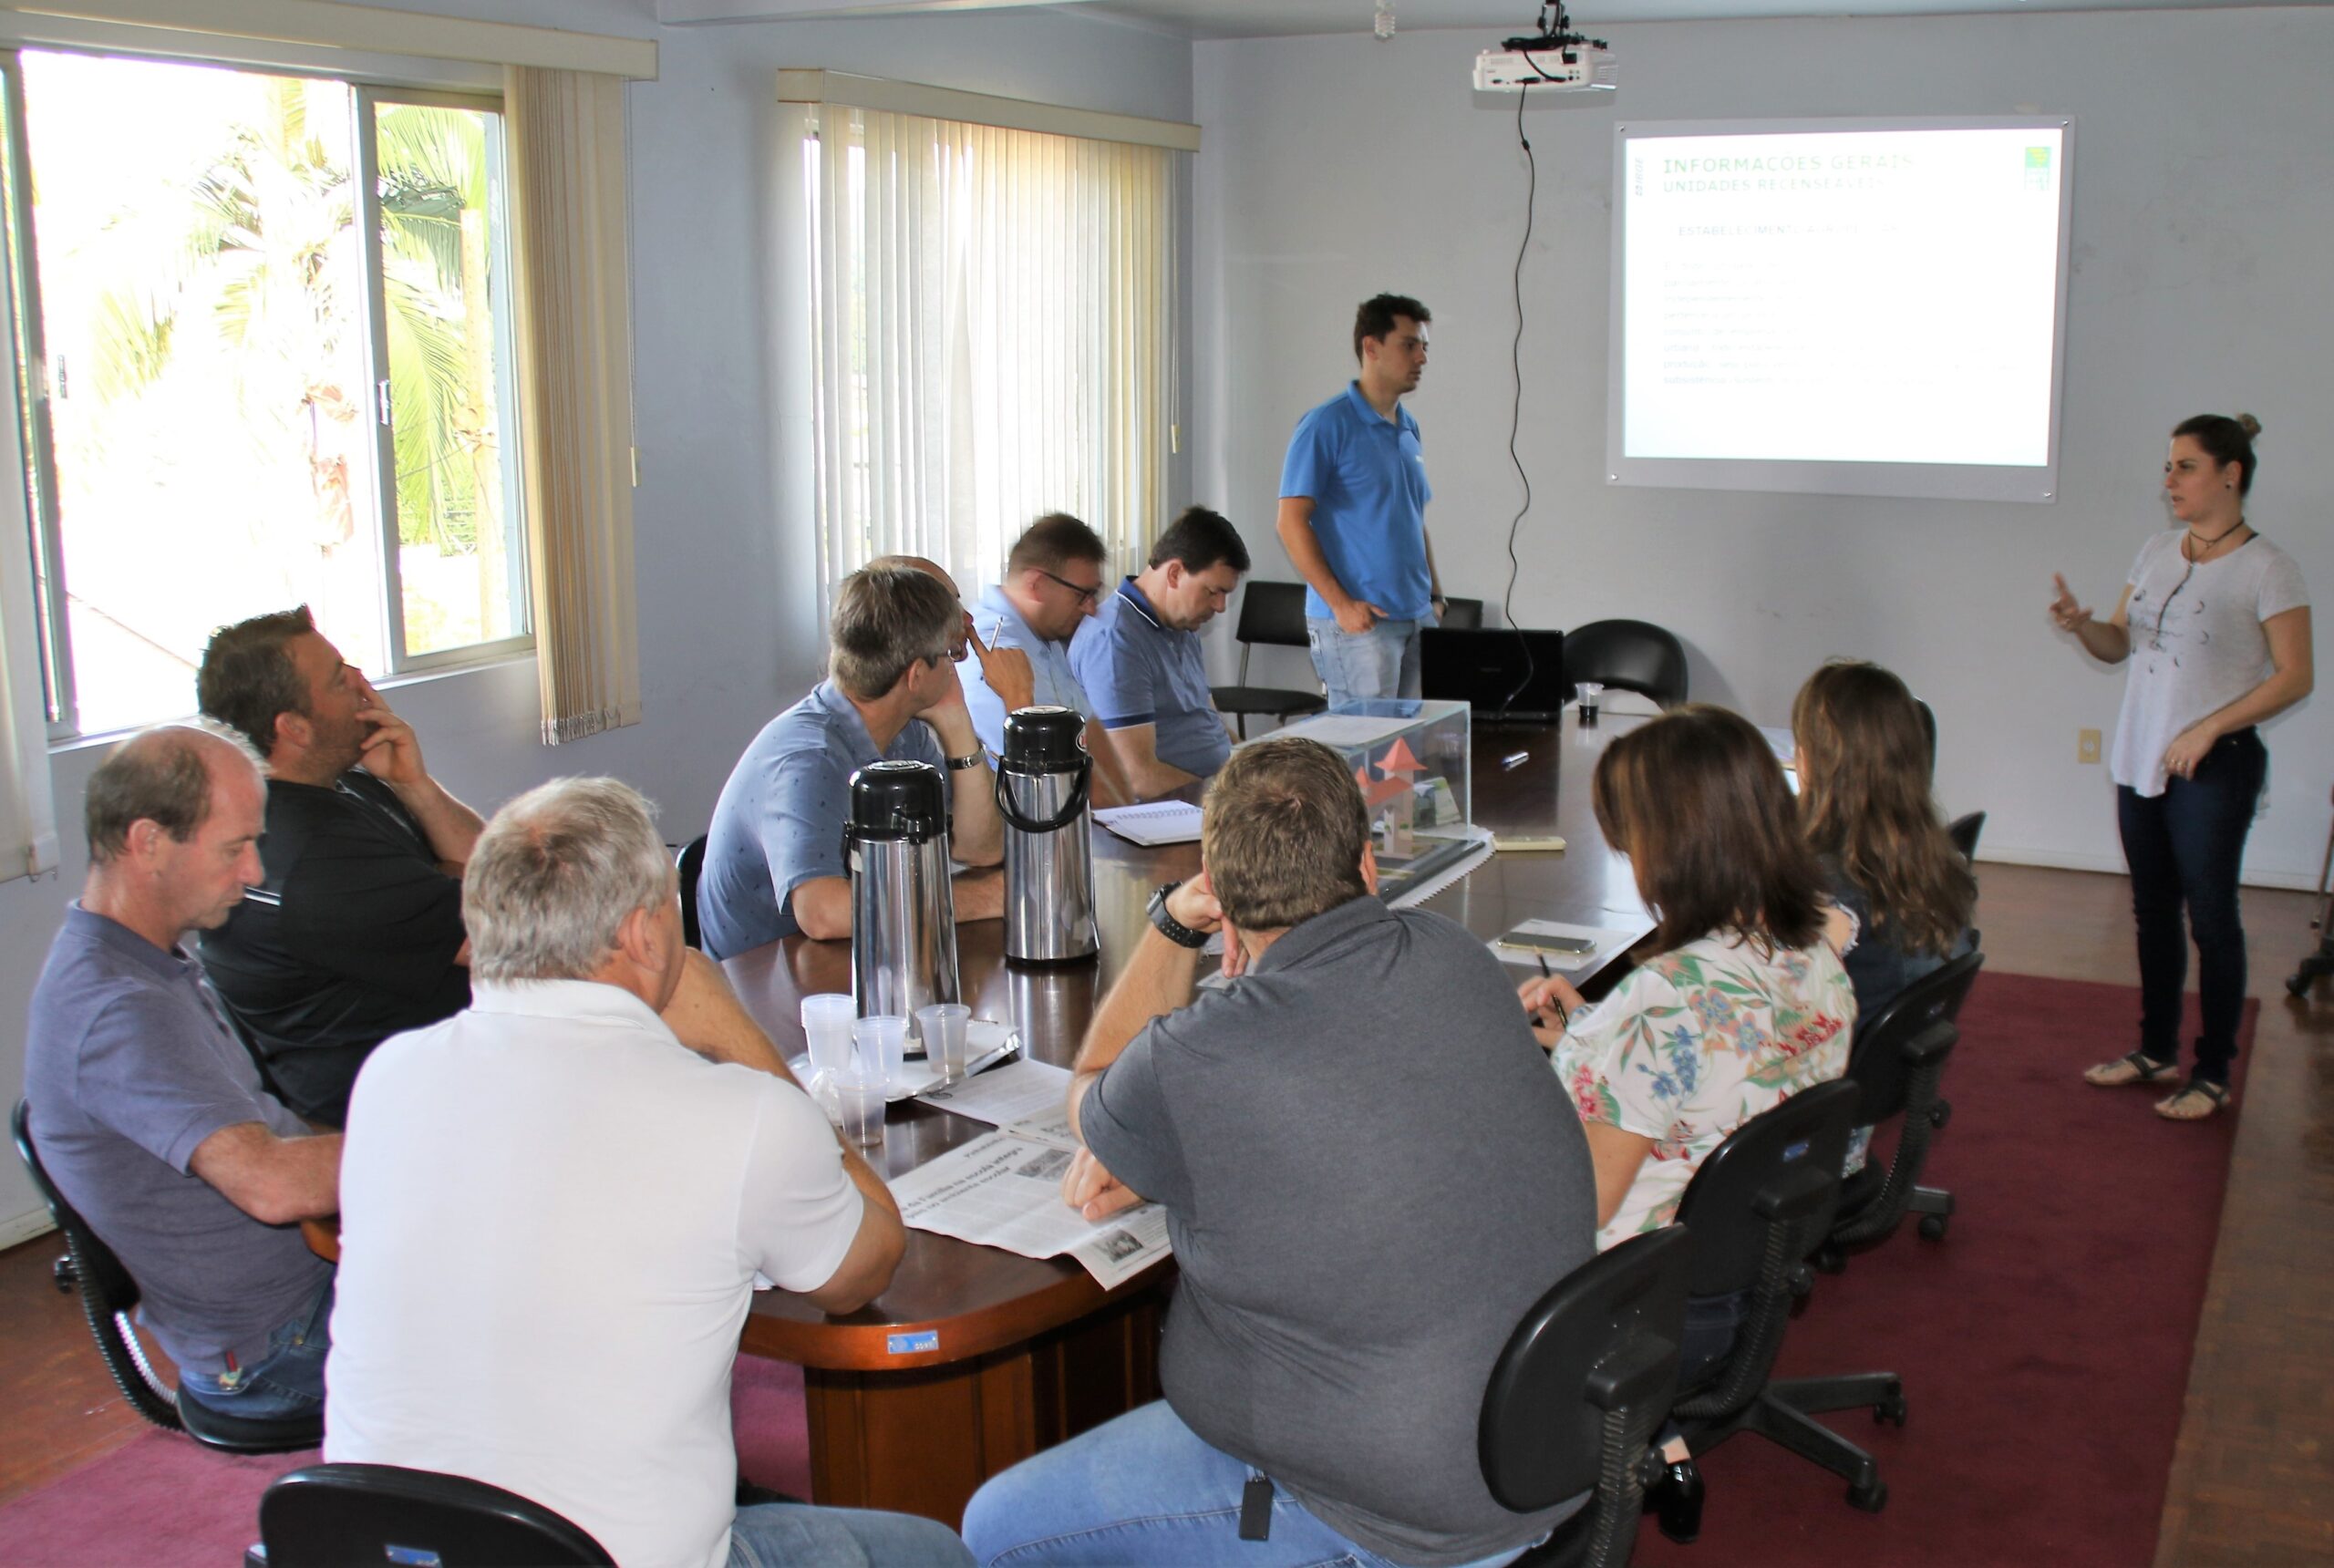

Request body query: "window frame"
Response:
[0, 42, 535, 742]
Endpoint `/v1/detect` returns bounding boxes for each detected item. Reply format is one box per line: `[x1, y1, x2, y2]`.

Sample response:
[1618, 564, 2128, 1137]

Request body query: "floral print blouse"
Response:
[1552, 932, 1856, 1251]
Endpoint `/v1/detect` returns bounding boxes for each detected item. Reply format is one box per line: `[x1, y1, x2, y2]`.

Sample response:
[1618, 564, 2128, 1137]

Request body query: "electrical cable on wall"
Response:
[1497, 79, 1539, 712]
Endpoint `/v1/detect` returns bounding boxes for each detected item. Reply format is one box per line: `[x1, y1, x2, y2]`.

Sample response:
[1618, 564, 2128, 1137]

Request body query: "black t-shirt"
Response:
[199, 772, 469, 1126]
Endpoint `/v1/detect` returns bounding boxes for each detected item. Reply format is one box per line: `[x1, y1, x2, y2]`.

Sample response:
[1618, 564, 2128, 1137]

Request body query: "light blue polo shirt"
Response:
[961, 583, 1096, 757]
[1069, 579, 1233, 779]
[1279, 382, 1434, 622]
[697, 679, 945, 959]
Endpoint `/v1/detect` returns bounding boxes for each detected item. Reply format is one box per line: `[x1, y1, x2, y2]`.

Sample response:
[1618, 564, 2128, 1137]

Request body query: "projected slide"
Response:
[1609, 119, 2071, 500]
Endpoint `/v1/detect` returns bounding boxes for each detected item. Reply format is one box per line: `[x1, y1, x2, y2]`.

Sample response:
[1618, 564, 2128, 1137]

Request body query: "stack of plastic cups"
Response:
[799, 995, 856, 1126]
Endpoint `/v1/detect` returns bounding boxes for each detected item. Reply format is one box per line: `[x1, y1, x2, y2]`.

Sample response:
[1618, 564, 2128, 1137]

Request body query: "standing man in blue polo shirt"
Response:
[1277, 294, 1448, 707]
[959, 512, 1134, 808]
[1069, 507, 1250, 799]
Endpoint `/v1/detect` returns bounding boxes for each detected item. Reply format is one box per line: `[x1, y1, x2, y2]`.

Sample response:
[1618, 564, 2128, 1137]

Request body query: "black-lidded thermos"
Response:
[997, 706, 1099, 964]
[843, 759, 962, 1017]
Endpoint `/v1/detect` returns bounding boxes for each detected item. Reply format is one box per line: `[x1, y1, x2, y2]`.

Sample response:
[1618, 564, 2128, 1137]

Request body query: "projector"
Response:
[1473, 40, 1616, 93]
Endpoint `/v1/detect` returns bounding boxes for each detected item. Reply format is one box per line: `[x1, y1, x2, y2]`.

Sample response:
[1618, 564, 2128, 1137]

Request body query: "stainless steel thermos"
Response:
[844, 758, 962, 1018]
[997, 706, 1099, 964]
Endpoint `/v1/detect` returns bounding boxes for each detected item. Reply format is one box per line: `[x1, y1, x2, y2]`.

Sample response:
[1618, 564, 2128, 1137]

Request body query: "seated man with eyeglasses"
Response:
[697, 564, 1005, 957]
[958, 512, 1134, 809]
[1068, 507, 1251, 799]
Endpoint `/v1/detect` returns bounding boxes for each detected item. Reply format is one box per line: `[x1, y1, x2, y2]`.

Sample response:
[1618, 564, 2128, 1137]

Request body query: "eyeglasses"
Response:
[1035, 568, 1104, 608]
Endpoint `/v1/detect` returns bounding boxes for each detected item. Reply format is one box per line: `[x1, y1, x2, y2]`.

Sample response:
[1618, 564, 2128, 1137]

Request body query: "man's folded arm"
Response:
[188, 1122, 342, 1227]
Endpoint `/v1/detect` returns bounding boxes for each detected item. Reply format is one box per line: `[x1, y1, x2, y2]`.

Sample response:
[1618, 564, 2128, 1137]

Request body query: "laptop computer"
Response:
[1420, 627, 1571, 723]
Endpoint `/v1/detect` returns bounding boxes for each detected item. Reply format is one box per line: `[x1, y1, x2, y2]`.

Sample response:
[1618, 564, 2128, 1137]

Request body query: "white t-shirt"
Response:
[326, 980, 865, 1568]
[2110, 531, 2309, 797]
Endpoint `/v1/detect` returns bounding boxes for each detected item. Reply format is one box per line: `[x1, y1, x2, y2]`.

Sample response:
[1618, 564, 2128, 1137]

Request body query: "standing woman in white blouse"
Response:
[2049, 414, 2313, 1120]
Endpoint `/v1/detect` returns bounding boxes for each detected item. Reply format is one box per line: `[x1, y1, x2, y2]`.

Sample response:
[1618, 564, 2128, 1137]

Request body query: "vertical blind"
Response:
[804, 106, 1176, 606]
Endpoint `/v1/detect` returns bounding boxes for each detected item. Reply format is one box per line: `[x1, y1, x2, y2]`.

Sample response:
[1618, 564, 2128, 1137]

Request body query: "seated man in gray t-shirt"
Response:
[25, 727, 341, 1424]
[962, 736, 1599, 1568]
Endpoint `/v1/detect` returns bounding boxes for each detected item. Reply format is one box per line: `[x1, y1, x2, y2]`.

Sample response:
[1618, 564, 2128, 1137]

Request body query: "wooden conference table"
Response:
[719, 709, 1650, 1526]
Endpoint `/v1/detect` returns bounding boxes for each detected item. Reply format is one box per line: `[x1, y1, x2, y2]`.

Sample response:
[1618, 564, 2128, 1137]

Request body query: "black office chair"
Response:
[1480, 1226, 1693, 1568]
[1820, 949, 1986, 1262]
[253, 1464, 614, 1567]
[1667, 1079, 1903, 1511]
[1947, 810, 1986, 865]
[1915, 697, 1938, 775]
[1563, 620, 1688, 709]
[676, 834, 708, 950]
[1211, 581, 1327, 738]
[12, 1100, 324, 1453]
[1441, 596, 1485, 630]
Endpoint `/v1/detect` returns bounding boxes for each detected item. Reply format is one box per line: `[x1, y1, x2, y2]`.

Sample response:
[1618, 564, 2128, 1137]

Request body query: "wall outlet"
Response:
[2077, 727, 2102, 764]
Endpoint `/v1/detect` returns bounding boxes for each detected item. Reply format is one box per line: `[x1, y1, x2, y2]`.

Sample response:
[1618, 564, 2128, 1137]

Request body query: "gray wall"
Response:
[1191, 8, 2332, 882]
[0, 0, 1193, 1236]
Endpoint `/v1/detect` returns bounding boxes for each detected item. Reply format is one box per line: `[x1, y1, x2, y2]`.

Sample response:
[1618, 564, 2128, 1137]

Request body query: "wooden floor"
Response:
[1, 863, 2329, 1562]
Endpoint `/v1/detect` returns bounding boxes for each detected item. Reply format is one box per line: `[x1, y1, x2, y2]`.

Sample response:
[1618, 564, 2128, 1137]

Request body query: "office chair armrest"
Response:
[1751, 1164, 1834, 1223]
[1585, 1327, 1683, 1412]
[1898, 1020, 1958, 1068]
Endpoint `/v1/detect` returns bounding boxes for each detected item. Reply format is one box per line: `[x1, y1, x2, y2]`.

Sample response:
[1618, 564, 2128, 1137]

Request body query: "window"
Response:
[800, 103, 1178, 601]
[0, 48, 528, 739]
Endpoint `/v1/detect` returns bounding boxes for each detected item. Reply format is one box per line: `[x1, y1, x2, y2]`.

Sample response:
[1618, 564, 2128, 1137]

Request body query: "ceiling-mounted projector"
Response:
[1474, 1, 1615, 93]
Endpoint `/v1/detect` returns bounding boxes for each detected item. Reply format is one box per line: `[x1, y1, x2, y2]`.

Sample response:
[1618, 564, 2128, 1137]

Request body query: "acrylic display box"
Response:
[1246, 699, 1476, 903]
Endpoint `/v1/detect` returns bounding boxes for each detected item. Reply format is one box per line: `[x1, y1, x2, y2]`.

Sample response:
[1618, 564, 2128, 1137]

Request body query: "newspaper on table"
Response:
[916, 1057, 1078, 1148]
[889, 1131, 1171, 1290]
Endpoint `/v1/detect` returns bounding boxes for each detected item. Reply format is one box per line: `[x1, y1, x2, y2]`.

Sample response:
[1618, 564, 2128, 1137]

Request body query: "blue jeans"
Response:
[2116, 727, 2267, 1085]
[728, 1502, 975, 1567]
[1306, 617, 1423, 708]
[960, 1400, 1534, 1568]
[177, 1274, 333, 1420]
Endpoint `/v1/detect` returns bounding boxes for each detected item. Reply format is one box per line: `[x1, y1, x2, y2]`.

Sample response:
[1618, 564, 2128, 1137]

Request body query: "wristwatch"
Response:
[1147, 882, 1210, 949]
[945, 744, 987, 772]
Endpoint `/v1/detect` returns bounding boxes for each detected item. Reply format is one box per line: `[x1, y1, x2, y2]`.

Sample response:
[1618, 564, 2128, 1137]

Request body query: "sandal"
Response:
[2155, 1080, 2229, 1121]
[2083, 1050, 2180, 1088]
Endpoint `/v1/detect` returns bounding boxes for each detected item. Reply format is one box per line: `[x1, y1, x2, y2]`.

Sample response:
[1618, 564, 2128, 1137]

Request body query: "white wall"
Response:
[1191, 8, 2334, 885]
[0, 0, 1193, 1233]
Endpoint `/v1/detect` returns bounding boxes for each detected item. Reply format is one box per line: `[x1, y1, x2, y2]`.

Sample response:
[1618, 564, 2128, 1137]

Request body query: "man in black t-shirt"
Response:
[196, 608, 483, 1126]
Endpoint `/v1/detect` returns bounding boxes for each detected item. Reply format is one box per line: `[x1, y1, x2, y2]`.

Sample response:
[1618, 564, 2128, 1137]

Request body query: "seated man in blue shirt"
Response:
[959, 512, 1133, 808]
[25, 725, 342, 1429]
[1068, 506, 1249, 799]
[698, 564, 1005, 956]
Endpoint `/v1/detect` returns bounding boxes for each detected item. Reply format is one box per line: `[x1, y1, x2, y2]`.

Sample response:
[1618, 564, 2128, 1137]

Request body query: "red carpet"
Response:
[0, 972, 2248, 1566]
[0, 1354, 811, 1565]
[1635, 970, 2254, 1568]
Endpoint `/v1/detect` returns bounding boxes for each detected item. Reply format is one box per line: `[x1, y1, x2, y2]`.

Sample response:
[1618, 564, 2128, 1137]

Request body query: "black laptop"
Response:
[1420, 627, 1571, 723]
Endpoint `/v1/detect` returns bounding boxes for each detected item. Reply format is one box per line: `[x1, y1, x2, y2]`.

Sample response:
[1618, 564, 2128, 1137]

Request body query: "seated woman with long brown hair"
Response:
[1517, 704, 1857, 1543]
[1792, 659, 1978, 1021]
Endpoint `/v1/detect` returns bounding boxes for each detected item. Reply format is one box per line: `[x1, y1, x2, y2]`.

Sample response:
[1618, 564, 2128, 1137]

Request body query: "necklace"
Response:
[2183, 517, 2249, 562]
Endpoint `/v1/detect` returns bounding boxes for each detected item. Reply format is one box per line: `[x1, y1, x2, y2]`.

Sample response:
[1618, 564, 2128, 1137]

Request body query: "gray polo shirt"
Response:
[1081, 895, 1597, 1566]
[1069, 578, 1232, 779]
[697, 680, 946, 958]
[24, 906, 333, 1377]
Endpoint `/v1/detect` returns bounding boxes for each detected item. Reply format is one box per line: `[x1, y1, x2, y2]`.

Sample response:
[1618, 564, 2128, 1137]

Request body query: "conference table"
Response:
[719, 707, 1651, 1526]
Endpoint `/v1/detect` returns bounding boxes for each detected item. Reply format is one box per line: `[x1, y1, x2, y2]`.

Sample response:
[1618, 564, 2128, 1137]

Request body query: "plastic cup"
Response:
[833, 1073, 886, 1150]
[852, 1015, 909, 1090]
[916, 1003, 974, 1081]
[800, 994, 856, 1078]
[1575, 681, 1605, 725]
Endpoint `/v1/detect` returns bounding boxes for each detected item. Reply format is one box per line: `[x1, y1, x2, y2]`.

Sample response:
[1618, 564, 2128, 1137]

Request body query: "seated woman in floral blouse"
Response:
[1516, 703, 1856, 1542]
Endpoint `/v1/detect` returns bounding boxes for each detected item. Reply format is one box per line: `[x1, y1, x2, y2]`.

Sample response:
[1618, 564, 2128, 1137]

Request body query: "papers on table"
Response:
[1383, 825, 1495, 910]
[1093, 800, 1203, 846]
[1273, 712, 1420, 748]
[1489, 917, 1653, 974]
[890, 1133, 1172, 1289]
[916, 1057, 1077, 1149]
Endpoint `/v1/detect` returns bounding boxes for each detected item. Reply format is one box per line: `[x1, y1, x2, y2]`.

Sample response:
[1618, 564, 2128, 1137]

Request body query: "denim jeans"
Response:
[2116, 727, 2267, 1085]
[1306, 617, 1423, 709]
[728, 1502, 975, 1567]
[176, 1274, 333, 1420]
[960, 1400, 1535, 1568]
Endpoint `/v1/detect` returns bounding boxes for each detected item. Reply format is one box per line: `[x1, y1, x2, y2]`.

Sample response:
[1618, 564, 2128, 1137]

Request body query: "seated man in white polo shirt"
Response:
[959, 512, 1133, 808]
[326, 776, 972, 1568]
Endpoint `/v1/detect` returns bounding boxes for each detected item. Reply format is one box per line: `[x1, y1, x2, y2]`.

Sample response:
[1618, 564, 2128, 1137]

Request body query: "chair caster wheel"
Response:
[1848, 1478, 1887, 1512]
[2291, 975, 2316, 999]
[1930, 1099, 1953, 1130]
[1918, 1213, 1948, 1241]
[1874, 1393, 1907, 1427]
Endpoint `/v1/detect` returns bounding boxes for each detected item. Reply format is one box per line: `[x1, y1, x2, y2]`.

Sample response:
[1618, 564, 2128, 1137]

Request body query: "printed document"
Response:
[918, 1058, 1079, 1149]
[1093, 801, 1203, 846]
[891, 1131, 1172, 1289]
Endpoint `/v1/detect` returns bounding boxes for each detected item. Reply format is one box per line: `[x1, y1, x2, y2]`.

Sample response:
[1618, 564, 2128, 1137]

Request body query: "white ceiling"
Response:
[652, 0, 2333, 35]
